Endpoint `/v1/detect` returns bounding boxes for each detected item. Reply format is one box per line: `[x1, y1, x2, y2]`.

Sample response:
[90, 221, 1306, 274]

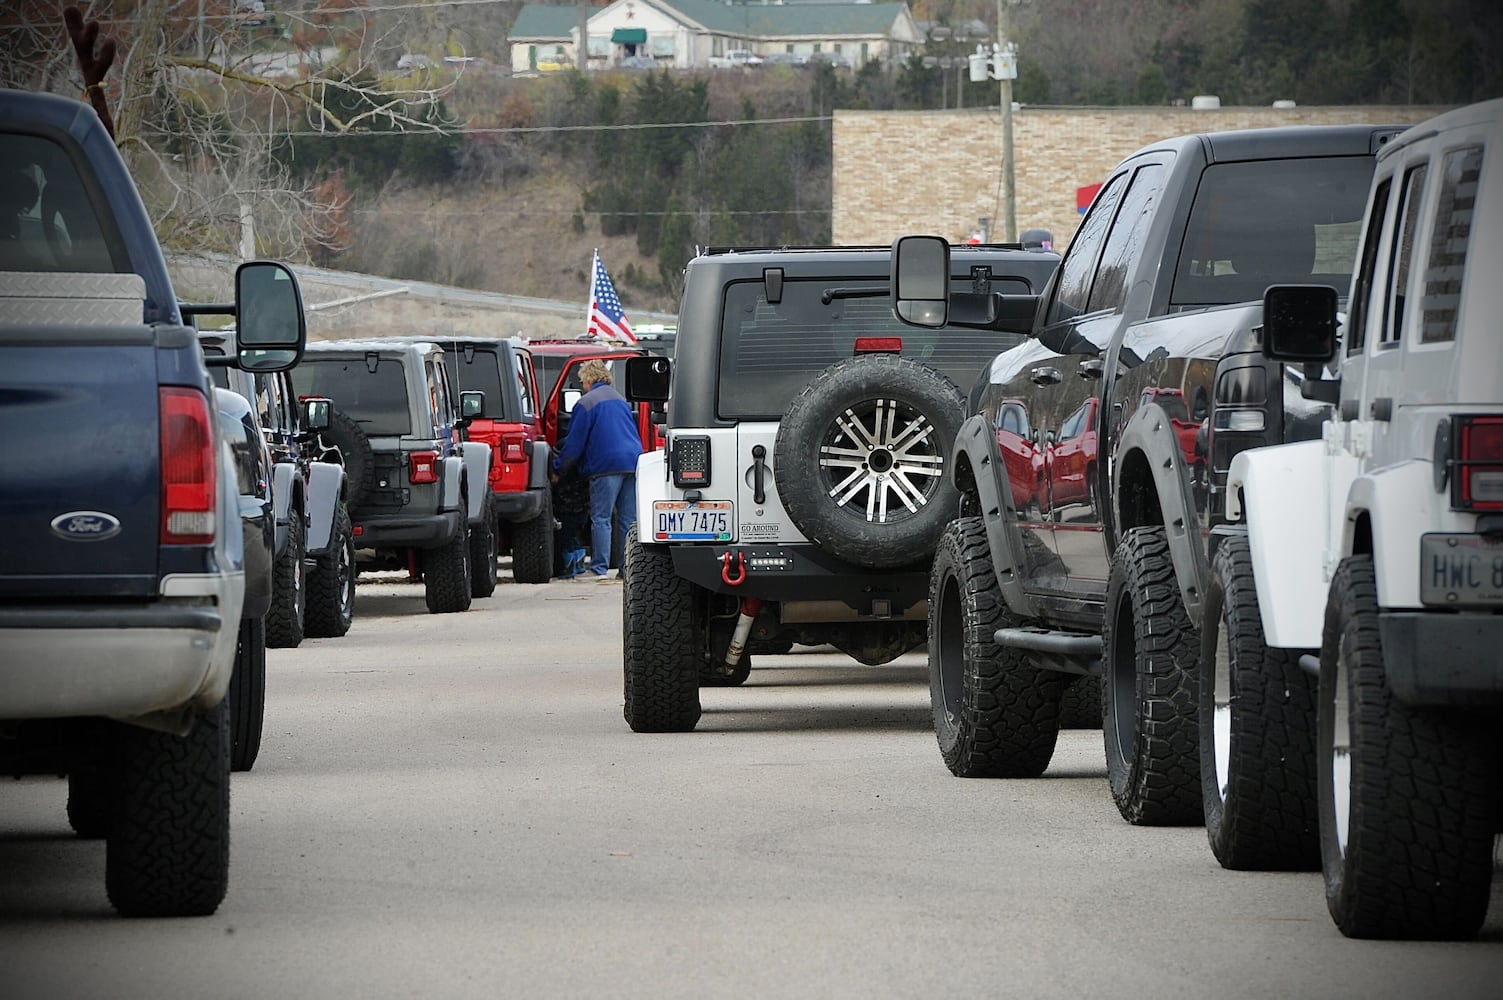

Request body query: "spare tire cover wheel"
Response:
[773, 355, 963, 570]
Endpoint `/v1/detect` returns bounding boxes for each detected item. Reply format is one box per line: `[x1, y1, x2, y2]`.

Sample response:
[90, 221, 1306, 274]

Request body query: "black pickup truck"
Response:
[893, 124, 1402, 868]
[0, 89, 306, 916]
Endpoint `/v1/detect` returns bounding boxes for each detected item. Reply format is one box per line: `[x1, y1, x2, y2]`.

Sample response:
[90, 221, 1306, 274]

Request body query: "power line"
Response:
[349, 207, 834, 217]
[142, 114, 834, 139]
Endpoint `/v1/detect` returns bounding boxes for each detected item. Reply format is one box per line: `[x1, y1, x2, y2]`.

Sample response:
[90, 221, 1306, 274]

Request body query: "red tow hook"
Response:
[720, 550, 747, 587]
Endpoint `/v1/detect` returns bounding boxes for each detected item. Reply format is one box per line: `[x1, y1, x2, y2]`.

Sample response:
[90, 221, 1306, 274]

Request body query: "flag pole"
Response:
[586, 248, 599, 339]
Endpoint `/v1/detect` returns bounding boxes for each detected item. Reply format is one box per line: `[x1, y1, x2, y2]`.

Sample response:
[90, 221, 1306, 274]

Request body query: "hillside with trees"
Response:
[1, 0, 1497, 313]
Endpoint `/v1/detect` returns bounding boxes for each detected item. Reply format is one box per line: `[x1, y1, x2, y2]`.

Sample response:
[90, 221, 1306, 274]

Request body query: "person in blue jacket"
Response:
[551, 359, 643, 579]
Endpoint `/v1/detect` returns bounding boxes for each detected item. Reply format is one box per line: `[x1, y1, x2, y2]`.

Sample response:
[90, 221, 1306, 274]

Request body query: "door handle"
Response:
[1030, 366, 1062, 386]
[1077, 359, 1104, 379]
[751, 444, 767, 505]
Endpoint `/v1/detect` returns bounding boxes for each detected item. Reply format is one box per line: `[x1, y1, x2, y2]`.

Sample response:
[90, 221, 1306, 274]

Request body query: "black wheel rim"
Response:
[936, 570, 964, 725]
[1109, 594, 1137, 763]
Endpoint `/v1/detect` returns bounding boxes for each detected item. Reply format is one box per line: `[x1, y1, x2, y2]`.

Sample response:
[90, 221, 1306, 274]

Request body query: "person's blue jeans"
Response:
[588, 473, 637, 576]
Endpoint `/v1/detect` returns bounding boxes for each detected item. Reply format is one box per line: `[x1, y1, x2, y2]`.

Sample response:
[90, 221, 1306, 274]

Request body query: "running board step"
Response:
[993, 627, 1102, 655]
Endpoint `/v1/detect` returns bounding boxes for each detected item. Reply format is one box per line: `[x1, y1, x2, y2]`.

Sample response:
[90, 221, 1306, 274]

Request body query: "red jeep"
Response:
[527, 338, 659, 452]
[436, 337, 555, 584]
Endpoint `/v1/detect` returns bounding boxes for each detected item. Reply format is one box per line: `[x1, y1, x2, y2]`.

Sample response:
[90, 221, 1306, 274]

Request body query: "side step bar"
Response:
[994, 627, 1103, 677]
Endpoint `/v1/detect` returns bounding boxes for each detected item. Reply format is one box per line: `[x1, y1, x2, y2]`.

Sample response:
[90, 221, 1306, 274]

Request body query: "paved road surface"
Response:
[3, 567, 1501, 998]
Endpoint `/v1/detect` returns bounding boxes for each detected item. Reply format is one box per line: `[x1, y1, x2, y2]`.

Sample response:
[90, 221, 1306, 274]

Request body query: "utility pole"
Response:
[997, 0, 1016, 243]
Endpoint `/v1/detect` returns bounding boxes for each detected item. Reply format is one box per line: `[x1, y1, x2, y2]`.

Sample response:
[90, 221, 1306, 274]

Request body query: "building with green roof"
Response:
[509, 0, 921, 74]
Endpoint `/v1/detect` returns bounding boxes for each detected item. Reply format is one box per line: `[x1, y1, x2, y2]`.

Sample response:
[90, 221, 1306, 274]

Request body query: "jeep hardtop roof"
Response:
[1128, 123, 1408, 164]
[668, 243, 1060, 427]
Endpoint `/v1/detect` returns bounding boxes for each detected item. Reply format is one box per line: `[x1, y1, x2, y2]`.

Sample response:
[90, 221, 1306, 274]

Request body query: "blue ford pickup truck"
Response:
[0, 89, 307, 917]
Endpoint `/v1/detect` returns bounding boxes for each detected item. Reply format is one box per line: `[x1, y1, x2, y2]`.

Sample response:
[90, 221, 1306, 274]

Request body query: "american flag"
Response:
[587, 250, 636, 344]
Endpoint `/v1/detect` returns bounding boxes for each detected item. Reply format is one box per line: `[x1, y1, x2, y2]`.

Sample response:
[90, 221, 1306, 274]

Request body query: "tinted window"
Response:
[0, 132, 123, 273]
[514, 354, 536, 417]
[1088, 165, 1165, 314]
[1172, 156, 1376, 308]
[1421, 145, 1483, 344]
[289, 358, 411, 435]
[1382, 164, 1427, 347]
[534, 354, 567, 399]
[1045, 173, 1127, 324]
[450, 348, 508, 416]
[1346, 178, 1392, 354]
[717, 275, 1035, 420]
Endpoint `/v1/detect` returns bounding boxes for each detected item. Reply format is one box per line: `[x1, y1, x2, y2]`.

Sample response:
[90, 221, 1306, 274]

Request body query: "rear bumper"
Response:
[1381, 611, 1503, 706]
[493, 488, 547, 523]
[353, 512, 461, 550]
[0, 571, 243, 721]
[667, 543, 928, 616]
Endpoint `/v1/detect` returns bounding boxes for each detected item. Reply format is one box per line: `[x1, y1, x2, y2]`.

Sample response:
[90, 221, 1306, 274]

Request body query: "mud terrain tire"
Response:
[469, 491, 498, 597]
[229, 616, 266, 773]
[1200, 535, 1318, 871]
[1102, 526, 1202, 826]
[305, 506, 355, 638]
[622, 525, 701, 732]
[324, 409, 374, 510]
[775, 355, 963, 570]
[511, 489, 554, 584]
[106, 699, 230, 917]
[423, 494, 472, 614]
[1318, 555, 1497, 940]
[264, 512, 306, 649]
[928, 516, 1066, 777]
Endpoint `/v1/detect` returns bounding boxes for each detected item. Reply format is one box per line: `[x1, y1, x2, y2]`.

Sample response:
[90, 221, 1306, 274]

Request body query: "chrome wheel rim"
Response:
[1213, 617, 1232, 804]
[818, 398, 944, 522]
[1332, 634, 1353, 856]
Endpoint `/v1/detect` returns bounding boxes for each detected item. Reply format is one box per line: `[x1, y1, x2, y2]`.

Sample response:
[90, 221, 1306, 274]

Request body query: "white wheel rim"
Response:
[1332, 634, 1352, 855]
[818, 398, 943, 523]
[1213, 618, 1232, 803]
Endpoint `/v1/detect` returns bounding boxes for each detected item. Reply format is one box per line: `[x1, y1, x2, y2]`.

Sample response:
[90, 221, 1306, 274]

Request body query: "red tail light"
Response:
[854, 337, 902, 355]
[409, 451, 439, 484]
[160, 387, 217, 545]
[1456, 416, 1503, 510]
[501, 432, 530, 463]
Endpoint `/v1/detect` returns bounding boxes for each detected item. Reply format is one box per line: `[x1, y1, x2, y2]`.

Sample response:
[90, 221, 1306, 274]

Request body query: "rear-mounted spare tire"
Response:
[774, 355, 964, 570]
[324, 409, 375, 510]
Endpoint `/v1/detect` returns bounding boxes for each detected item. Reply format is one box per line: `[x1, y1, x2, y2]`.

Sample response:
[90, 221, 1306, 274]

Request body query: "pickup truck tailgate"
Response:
[0, 273, 164, 598]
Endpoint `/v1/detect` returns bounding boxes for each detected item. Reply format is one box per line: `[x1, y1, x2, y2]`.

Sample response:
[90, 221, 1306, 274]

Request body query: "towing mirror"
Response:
[1262, 284, 1339, 363]
[624, 355, 671, 403]
[891, 235, 950, 327]
[300, 396, 332, 433]
[235, 261, 307, 371]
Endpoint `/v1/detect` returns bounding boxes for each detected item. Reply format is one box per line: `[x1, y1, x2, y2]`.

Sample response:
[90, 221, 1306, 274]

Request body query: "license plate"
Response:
[653, 500, 733, 542]
[1419, 533, 1503, 606]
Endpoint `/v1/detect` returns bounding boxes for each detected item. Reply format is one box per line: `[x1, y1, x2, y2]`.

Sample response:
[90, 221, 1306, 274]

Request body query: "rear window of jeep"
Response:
[717, 276, 1031, 420]
[448, 349, 509, 416]
[290, 357, 411, 435]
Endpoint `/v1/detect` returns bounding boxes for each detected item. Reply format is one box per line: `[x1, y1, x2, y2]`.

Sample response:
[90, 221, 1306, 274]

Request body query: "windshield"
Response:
[289, 357, 411, 435]
[1171, 155, 1376, 308]
[717, 276, 1034, 420]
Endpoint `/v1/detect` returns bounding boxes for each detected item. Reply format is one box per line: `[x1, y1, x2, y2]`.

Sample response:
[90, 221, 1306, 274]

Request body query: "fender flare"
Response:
[456, 442, 491, 523]
[270, 462, 299, 556]
[439, 455, 466, 514]
[634, 450, 669, 543]
[1115, 403, 1208, 629]
[952, 413, 1040, 620]
[1227, 440, 1339, 649]
[304, 461, 347, 556]
[1343, 461, 1434, 608]
[527, 441, 552, 491]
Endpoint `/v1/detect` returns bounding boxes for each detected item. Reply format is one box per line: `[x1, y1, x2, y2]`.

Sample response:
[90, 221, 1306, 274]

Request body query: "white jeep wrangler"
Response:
[618, 244, 1059, 733]
[1228, 98, 1502, 940]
